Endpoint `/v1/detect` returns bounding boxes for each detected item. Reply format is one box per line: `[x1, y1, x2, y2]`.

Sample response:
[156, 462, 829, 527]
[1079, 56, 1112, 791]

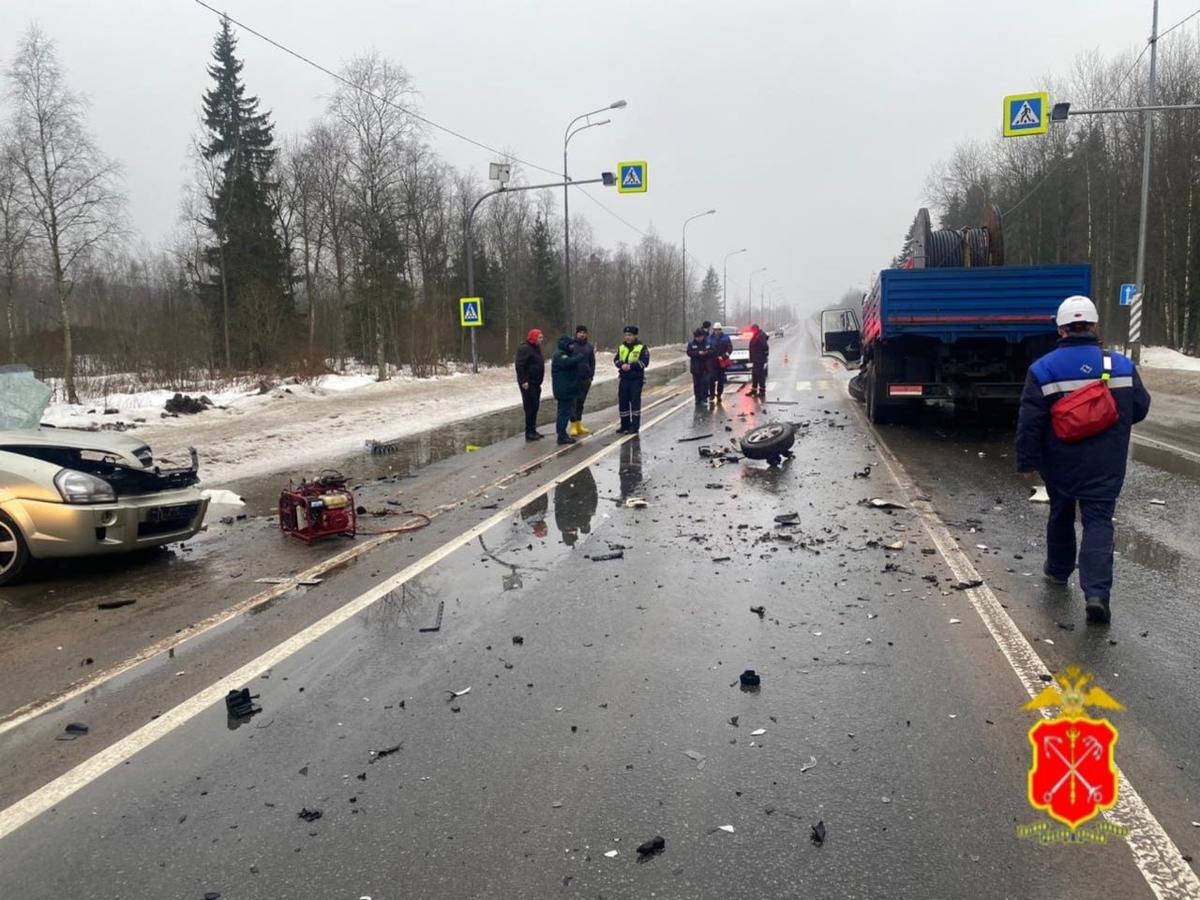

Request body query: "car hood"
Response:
[0, 428, 151, 468]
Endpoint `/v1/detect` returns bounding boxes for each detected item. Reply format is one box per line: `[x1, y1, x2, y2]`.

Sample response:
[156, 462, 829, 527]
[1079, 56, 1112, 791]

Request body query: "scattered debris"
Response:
[852, 465, 872, 478]
[884, 540, 905, 551]
[949, 618, 962, 625]
[624, 497, 649, 509]
[739, 669, 761, 688]
[773, 513, 800, 524]
[1149, 498, 1166, 506]
[1056, 621, 1076, 632]
[589, 551, 625, 562]
[604, 850, 619, 858]
[418, 600, 445, 633]
[677, 433, 714, 442]
[96, 598, 136, 610]
[728, 716, 740, 728]
[164, 393, 213, 415]
[717, 825, 735, 833]
[712, 556, 731, 563]
[953, 579, 984, 591]
[512, 635, 524, 646]
[297, 808, 323, 822]
[445, 686, 471, 699]
[636, 835, 666, 858]
[750, 605, 766, 618]
[684, 750, 706, 765]
[750, 728, 766, 736]
[254, 577, 324, 586]
[225, 688, 261, 719]
[865, 498, 907, 509]
[1029, 485, 1050, 504]
[811, 820, 827, 845]
[54, 722, 89, 742]
[800, 756, 818, 773]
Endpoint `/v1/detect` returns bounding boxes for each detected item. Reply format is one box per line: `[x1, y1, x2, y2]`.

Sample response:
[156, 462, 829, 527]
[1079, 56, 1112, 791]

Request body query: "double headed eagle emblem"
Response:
[1023, 665, 1124, 716]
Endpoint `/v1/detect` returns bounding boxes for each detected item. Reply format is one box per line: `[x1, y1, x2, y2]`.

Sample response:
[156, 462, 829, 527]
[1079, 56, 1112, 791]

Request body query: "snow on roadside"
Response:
[1141, 346, 1200, 372]
[39, 348, 683, 488]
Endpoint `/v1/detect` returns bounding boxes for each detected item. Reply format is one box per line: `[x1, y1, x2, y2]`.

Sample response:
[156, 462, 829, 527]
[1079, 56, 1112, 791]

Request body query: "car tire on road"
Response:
[740, 422, 796, 465]
[0, 511, 31, 586]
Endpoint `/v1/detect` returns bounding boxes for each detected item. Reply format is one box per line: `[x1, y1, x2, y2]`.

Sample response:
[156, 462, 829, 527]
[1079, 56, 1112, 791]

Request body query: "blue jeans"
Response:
[1045, 489, 1117, 599]
[556, 398, 574, 439]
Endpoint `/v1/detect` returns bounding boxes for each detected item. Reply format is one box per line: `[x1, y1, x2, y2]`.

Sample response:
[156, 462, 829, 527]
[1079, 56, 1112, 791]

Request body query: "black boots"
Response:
[1085, 596, 1111, 625]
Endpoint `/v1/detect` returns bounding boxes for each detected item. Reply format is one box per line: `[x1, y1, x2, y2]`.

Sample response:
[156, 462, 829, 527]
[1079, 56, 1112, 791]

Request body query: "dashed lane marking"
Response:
[0, 394, 695, 843]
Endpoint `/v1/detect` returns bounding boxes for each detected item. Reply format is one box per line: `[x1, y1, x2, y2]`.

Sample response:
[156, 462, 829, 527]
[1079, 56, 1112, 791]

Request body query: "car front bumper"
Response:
[4, 489, 209, 560]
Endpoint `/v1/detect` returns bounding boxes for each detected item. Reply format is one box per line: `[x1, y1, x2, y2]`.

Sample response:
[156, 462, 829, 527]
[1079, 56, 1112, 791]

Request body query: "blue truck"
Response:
[822, 263, 1092, 423]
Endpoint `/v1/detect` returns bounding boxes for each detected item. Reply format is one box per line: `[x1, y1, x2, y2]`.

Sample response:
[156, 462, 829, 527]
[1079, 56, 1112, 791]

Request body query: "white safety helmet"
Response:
[1056, 295, 1099, 327]
[712, 322, 724, 330]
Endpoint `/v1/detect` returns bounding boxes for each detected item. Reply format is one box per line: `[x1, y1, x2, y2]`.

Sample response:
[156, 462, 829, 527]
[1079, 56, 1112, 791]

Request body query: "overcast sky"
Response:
[0, 0, 1171, 314]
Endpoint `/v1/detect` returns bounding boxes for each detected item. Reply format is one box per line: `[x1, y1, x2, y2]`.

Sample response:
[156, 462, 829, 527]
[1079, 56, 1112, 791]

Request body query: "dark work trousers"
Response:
[618, 379, 644, 432]
[556, 398, 574, 440]
[691, 369, 710, 404]
[1045, 488, 1117, 599]
[709, 367, 727, 399]
[572, 380, 592, 421]
[521, 384, 541, 434]
[751, 361, 768, 394]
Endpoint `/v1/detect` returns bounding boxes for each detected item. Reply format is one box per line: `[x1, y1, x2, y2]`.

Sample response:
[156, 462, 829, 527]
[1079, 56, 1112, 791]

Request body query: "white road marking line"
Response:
[766, 381, 777, 391]
[795, 381, 812, 392]
[847, 386, 1200, 900]
[0, 395, 694, 843]
[1132, 432, 1200, 465]
[0, 390, 684, 738]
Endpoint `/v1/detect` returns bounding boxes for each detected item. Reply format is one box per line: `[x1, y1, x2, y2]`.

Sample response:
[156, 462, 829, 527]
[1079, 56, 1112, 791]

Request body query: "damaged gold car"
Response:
[0, 368, 209, 585]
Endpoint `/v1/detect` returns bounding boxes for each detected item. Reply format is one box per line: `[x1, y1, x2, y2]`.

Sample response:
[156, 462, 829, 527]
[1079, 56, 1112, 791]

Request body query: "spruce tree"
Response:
[200, 16, 289, 368]
[528, 213, 564, 333]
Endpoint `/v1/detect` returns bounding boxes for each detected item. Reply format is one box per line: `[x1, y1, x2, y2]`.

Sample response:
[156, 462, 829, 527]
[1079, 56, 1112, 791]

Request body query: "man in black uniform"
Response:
[686, 328, 711, 406]
[748, 324, 770, 397]
[515, 328, 545, 440]
[614, 325, 649, 434]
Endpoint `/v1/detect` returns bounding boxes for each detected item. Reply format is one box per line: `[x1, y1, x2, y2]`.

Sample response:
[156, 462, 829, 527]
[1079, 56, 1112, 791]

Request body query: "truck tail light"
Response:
[888, 384, 924, 397]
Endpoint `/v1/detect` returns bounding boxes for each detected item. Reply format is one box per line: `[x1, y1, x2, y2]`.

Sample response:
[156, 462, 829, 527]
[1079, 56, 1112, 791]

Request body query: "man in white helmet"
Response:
[1016, 295, 1151, 625]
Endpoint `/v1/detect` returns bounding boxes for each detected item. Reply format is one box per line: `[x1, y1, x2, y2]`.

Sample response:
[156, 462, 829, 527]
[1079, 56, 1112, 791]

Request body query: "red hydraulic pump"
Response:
[278, 471, 357, 543]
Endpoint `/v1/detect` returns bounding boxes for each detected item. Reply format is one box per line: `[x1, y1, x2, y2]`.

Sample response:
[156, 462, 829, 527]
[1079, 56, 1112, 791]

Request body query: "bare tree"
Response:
[0, 132, 33, 361]
[5, 26, 124, 402]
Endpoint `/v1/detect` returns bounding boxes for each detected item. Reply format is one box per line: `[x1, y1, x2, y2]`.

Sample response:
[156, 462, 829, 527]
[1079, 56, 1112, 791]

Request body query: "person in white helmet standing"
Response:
[1016, 295, 1151, 625]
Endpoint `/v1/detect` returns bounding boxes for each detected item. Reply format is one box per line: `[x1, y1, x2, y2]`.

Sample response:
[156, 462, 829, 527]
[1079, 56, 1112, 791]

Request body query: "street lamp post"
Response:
[564, 100, 626, 327]
[761, 278, 777, 324]
[747, 267, 767, 327]
[722, 248, 747, 324]
[681, 209, 716, 341]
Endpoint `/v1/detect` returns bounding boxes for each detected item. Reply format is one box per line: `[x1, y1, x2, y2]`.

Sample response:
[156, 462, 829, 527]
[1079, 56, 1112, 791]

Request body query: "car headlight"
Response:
[54, 469, 117, 504]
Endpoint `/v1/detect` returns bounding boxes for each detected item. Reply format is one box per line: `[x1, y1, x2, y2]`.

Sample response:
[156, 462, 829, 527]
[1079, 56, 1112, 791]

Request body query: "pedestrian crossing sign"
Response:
[617, 160, 648, 194]
[459, 297, 483, 327]
[1003, 92, 1049, 137]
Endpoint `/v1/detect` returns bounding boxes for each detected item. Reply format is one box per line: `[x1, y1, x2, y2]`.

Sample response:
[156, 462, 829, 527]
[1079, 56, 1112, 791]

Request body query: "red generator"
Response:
[278, 472, 357, 543]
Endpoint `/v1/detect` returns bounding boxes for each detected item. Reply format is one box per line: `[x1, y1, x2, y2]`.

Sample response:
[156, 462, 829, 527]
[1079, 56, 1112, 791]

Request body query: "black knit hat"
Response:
[623, 325, 639, 335]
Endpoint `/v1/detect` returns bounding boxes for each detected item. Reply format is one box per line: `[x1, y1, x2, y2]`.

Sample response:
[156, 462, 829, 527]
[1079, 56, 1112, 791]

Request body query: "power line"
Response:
[1158, 5, 1200, 39]
[191, 0, 560, 179]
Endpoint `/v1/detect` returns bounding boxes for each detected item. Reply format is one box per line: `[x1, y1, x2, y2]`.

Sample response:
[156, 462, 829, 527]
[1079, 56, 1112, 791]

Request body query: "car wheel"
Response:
[0, 512, 31, 586]
[740, 422, 796, 460]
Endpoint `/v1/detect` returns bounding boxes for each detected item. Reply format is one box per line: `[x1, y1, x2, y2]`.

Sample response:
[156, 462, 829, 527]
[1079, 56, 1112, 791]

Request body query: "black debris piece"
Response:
[97, 598, 136, 610]
[922, 575, 939, 584]
[677, 434, 714, 442]
[712, 556, 731, 563]
[637, 835, 666, 857]
[369, 744, 402, 763]
[55, 722, 90, 741]
[512, 635, 524, 646]
[953, 579, 984, 591]
[739, 669, 762, 688]
[750, 605, 766, 618]
[773, 513, 800, 525]
[1055, 621, 1076, 631]
[225, 688, 261, 719]
[1038, 674, 1053, 682]
[204, 893, 222, 900]
[165, 393, 213, 415]
[588, 551, 624, 562]
[297, 808, 323, 822]
[419, 600, 445, 633]
[705, 483, 724, 490]
[852, 465, 872, 478]
[729, 715, 740, 728]
[811, 820, 827, 845]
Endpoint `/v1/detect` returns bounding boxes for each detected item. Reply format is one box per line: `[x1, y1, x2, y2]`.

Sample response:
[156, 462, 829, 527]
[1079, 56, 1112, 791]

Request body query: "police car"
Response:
[726, 328, 753, 381]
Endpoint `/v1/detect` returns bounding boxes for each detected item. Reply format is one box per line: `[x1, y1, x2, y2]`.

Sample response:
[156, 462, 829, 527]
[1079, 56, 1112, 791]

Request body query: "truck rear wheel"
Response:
[866, 358, 896, 425]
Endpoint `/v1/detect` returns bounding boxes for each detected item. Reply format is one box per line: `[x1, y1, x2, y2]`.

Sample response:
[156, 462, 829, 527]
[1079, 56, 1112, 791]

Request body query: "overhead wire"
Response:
[190, 0, 657, 243]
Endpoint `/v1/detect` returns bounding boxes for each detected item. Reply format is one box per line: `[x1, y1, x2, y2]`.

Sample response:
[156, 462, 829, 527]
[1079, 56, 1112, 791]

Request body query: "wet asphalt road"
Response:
[0, 335, 1197, 899]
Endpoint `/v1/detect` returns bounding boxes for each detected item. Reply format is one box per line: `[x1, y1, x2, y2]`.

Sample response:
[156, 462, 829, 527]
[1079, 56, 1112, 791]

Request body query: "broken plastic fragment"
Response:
[749, 605, 766, 618]
[1149, 498, 1166, 506]
[1029, 485, 1050, 504]
[718, 825, 735, 833]
[604, 850, 619, 858]
[624, 497, 648, 509]
[811, 820, 826, 845]
[949, 618, 962, 624]
[799, 756, 817, 773]
[446, 686, 471, 699]
[685, 750, 706, 763]
[750, 728, 766, 736]
[739, 669, 761, 688]
[884, 540, 905, 550]
[867, 498, 907, 509]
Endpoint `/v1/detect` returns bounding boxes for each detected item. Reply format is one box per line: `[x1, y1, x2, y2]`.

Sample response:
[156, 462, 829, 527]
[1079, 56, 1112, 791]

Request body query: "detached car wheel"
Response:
[740, 422, 796, 463]
[0, 511, 30, 586]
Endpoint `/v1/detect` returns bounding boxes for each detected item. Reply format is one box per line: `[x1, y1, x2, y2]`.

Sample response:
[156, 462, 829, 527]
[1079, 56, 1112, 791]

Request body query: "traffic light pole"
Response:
[465, 176, 611, 373]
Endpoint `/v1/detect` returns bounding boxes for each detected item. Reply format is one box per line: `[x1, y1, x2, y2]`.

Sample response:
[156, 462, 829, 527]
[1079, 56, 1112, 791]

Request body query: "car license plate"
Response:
[147, 503, 198, 524]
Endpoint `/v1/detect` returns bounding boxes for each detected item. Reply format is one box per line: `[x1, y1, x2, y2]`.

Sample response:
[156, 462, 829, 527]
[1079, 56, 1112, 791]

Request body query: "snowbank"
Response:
[37, 349, 684, 487]
[1141, 346, 1200, 372]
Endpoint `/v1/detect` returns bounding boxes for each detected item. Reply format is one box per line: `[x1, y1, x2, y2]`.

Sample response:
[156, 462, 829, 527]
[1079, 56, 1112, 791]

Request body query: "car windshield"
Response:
[0, 366, 52, 430]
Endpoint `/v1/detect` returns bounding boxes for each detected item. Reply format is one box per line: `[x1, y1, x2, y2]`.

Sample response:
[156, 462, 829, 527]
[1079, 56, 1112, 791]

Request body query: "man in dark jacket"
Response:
[686, 327, 711, 406]
[707, 322, 733, 402]
[515, 328, 545, 440]
[568, 325, 596, 438]
[614, 325, 649, 434]
[551, 335, 586, 445]
[1016, 296, 1151, 625]
[748, 324, 770, 397]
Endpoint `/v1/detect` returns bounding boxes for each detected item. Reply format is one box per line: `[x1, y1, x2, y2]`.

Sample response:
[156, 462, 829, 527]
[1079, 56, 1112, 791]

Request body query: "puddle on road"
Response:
[224, 362, 686, 517]
[1131, 440, 1200, 480]
[1114, 526, 1184, 576]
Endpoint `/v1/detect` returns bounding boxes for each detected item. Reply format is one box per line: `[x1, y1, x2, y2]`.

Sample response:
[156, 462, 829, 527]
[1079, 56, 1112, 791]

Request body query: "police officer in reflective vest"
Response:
[1016, 295, 1151, 625]
[614, 325, 649, 434]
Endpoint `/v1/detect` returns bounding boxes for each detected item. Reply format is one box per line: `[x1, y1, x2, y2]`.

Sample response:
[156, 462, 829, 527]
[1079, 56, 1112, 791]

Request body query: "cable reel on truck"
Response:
[906, 205, 1004, 269]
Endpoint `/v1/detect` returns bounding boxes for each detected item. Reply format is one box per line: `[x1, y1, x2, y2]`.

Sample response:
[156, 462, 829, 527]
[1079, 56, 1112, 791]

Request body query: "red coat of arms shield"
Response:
[1027, 716, 1119, 829]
